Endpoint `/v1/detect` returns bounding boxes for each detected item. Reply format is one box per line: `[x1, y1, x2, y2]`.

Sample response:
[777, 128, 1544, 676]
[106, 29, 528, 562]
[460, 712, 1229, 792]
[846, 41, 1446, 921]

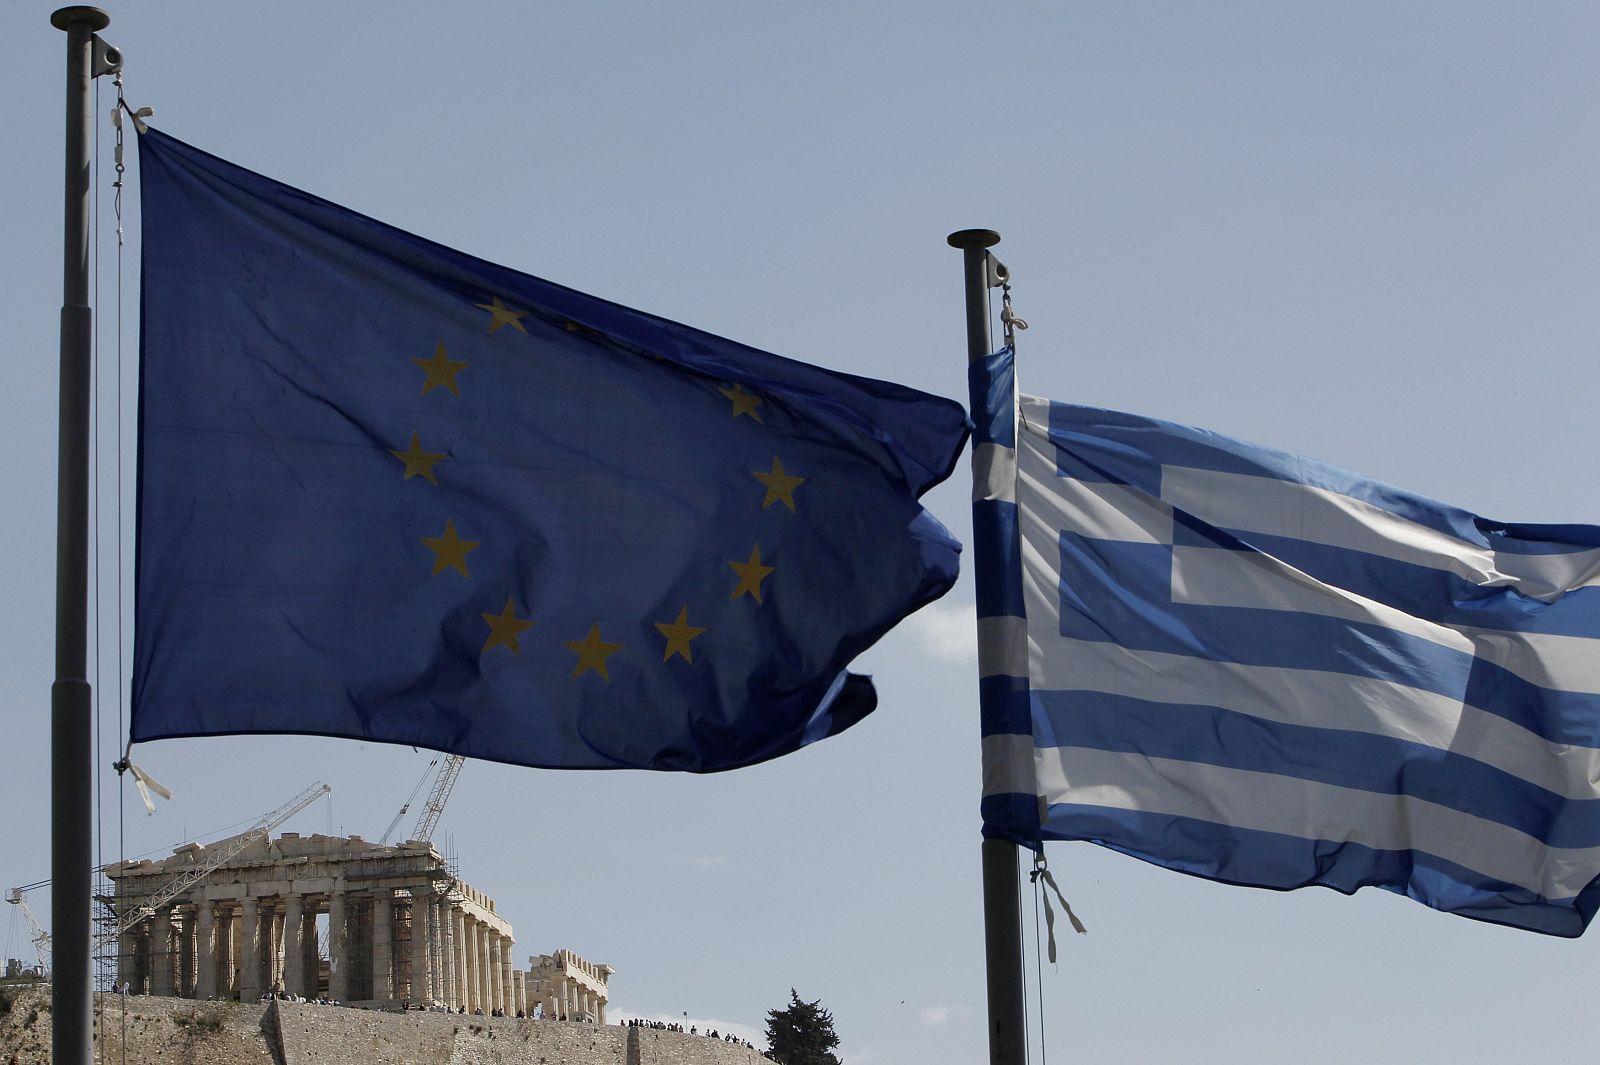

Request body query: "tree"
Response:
[765, 989, 842, 1065]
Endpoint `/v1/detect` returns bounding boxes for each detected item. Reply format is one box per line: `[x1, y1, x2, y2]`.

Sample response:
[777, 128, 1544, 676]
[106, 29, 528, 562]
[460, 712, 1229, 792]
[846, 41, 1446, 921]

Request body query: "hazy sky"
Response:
[5, 3, 1600, 1064]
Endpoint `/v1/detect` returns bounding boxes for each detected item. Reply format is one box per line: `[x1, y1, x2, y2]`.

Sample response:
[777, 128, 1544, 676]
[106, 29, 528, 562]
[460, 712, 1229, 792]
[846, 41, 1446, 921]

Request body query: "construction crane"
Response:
[9, 780, 332, 959]
[378, 757, 435, 845]
[412, 754, 464, 843]
[97, 780, 334, 947]
[378, 753, 465, 846]
[5, 879, 53, 975]
[97, 780, 333, 947]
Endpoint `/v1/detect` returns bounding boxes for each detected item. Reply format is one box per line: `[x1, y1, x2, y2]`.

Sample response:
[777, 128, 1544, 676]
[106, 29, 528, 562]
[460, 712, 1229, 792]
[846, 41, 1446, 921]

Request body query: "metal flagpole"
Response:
[50, 7, 112, 1065]
[948, 228, 1026, 1065]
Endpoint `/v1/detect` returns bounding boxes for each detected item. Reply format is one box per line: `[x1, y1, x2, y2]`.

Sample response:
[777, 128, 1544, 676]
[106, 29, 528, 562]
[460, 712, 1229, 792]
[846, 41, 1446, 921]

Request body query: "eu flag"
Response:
[131, 128, 966, 772]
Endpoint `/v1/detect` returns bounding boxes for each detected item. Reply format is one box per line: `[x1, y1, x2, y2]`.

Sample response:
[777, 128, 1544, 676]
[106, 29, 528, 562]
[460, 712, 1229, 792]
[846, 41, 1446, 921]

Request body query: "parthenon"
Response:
[529, 948, 614, 1023]
[103, 831, 610, 1020]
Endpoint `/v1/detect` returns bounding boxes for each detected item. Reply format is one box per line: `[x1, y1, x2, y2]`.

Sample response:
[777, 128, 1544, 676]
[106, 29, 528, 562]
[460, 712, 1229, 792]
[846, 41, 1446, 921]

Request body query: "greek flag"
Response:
[972, 348, 1600, 936]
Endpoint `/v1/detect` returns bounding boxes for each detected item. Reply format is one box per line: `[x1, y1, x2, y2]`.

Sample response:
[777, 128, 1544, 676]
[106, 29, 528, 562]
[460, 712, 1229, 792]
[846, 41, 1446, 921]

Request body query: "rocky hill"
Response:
[0, 988, 767, 1065]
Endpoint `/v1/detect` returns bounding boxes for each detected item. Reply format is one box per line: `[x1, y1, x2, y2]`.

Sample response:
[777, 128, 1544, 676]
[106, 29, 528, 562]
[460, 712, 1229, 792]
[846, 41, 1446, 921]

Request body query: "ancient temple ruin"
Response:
[103, 832, 609, 1020]
[528, 949, 614, 1022]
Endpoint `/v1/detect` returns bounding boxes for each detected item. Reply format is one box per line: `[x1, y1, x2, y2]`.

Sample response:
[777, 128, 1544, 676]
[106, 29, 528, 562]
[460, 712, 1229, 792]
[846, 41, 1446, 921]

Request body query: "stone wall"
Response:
[0, 989, 278, 1065]
[632, 1026, 773, 1065]
[274, 999, 458, 1065]
[0, 990, 768, 1065]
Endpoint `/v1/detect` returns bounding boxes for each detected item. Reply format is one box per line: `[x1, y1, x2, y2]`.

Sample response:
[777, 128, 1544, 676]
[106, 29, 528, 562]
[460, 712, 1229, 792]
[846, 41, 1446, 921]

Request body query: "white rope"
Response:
[127, 761, 173, 816]
[1030, 852, 1086, 966]
[1000, 281, 1029, 349]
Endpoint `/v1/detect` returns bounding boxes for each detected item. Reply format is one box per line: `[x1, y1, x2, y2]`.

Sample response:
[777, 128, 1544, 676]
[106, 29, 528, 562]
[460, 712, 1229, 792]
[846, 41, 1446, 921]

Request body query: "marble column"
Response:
[499, 939, 513, 1016]
[272, 901, 288, 991]
[430, 895, 446, 1003]
[177, 907, 195, 997]
[428, 895, 448, 1004]
[116, 926, 137, 993]
[238, 897, 260, 1001]
[417, 896, 432, 1003]
[300, 901, 318, 991]
[259, 902, 276, 993]
[486, 933, 499, 1010]
[408, 893, 431, 1004]
[328, 891, 348, 1002]
[512, 971, 525, 1016]
[372, 893, 394, 1002]
[477, 926, 492, 1013]
[452, 909, 468, 1009]
[427, 897, 444, 1003]
[220, 906, 238, 998]
[150, 906, 174, 995]
[464, 915, 479, 1011]
[194, 903, 216, 999]
[481, 932, 494, 1012]
[182, 901, 199, 991]
[282, 896, 304, 997]
[139, 926, 154, 994]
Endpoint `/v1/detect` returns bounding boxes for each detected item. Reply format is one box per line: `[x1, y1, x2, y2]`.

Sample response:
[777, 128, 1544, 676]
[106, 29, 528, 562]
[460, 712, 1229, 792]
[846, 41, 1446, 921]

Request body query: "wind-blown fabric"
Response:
[973, 348, 1600, 935]
[132, 127, 966, 773]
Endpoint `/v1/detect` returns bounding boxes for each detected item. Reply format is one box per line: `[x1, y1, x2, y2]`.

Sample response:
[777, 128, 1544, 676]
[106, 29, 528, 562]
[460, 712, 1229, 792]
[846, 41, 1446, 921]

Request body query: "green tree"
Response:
[765, 989, 842, 1065]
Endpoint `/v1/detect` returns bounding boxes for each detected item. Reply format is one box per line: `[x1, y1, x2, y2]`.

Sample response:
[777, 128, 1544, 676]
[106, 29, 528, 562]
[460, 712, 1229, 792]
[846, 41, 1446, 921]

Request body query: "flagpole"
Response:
[948, 228, 1026, 1065]
[50, 7, 109, 1065]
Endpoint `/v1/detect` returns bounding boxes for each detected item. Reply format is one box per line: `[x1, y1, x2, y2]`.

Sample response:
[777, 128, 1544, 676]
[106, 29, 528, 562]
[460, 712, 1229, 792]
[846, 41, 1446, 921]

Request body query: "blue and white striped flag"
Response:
[972, 348, 1600, 936]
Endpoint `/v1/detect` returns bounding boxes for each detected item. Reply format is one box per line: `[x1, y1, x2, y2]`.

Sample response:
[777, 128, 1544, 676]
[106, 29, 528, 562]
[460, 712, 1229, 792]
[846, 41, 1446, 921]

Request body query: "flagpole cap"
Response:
[51, 6, 110, 30]
[947, 229, 1001, 250]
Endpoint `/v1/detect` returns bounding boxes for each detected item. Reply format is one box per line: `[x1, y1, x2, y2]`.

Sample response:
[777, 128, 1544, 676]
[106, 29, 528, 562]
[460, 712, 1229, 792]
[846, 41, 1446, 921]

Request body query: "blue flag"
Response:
[131, 128, 966, 773]
[973, 348, 1600, 935]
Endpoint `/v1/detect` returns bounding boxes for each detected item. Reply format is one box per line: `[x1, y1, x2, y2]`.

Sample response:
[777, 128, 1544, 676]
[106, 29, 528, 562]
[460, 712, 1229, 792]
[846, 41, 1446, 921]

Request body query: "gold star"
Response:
[413, 341, 470, 396]
[563, 320, 605, 341]
[481, 597, 535, 654]
[390, 432, 447, 485]
[728, 544, 776, 603]
[421, 518, 480, 577]
[753, 456, 805, 512]
[566, 623, 623, 681]
[719, 383, 764, 423]
[476, 297, 528, 335]
[654, 606, 706, 664]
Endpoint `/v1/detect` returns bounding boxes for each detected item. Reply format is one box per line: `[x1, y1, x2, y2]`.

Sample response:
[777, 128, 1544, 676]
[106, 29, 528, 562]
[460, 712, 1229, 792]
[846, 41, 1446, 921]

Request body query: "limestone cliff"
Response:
[0, 989, 766, 1065]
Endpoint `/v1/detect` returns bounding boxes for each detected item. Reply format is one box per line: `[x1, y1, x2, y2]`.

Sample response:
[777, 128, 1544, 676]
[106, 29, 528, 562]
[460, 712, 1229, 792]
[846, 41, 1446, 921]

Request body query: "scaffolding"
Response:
[90, 781, 332, 995]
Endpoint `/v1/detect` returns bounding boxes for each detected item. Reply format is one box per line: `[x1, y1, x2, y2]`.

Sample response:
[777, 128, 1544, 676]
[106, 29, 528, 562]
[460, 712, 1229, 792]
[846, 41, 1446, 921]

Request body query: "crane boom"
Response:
[10, 781, 333, 973]
[96, 780, 332, 948]
[412, 754, 464, 843]
[5, 885, 52, 974]
[378, 755, 441, 846]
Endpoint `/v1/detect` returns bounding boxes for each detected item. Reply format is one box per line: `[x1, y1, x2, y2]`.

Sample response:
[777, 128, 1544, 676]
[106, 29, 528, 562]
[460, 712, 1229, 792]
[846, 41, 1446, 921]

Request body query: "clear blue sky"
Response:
[4, 3, 1599, 1063]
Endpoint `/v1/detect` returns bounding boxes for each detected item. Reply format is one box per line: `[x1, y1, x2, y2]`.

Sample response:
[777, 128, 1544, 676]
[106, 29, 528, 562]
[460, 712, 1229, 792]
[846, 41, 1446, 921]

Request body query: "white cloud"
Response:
[918, 1005, 968, 1026]
[637, 852, 728, 868]
[900, 600, 977, 663]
